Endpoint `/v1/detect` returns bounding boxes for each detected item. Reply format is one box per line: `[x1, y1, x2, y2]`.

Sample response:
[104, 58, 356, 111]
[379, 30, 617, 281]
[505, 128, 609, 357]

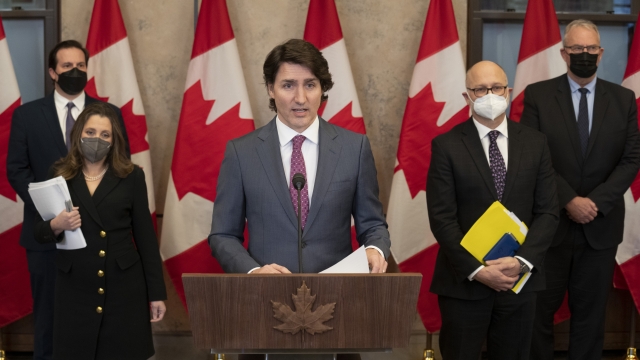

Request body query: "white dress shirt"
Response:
[468, 117, 533, 281]
[276, 116, 319, 207]
[54, 90, 85, 143]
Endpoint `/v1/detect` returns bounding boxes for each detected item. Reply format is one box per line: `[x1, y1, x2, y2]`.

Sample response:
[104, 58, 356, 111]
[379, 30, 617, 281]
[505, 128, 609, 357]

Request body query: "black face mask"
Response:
[569, 52, 598, 78]
[56, 67, 87, 95]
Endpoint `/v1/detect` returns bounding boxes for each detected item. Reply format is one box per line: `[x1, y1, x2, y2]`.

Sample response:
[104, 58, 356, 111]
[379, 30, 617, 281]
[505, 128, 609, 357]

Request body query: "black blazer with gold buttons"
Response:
[34, 165, 166, 360]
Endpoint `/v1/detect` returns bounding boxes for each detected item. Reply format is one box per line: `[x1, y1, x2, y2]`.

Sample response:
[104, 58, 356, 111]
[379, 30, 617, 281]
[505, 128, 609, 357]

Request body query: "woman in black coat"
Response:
[34, 102, 167, 360]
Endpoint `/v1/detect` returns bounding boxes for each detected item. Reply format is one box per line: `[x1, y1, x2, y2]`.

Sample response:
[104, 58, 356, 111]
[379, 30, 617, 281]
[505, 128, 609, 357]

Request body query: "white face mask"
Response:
[468, 93, 509, 121]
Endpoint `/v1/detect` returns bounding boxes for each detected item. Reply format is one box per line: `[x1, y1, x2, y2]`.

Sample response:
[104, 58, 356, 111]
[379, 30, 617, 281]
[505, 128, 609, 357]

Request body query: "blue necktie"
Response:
[65, 102, 75, 151]
[577, 88, 590, 156]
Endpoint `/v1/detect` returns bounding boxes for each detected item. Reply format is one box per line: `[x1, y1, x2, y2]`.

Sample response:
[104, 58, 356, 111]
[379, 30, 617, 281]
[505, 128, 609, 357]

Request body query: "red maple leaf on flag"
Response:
[0, 99, 21, 201]
[84, 78, 110, 103]
[319, 102, 365, 135]
[172, 80, 254, 202]
[120, 100, 149, 154]
[395, 83, 468, 198]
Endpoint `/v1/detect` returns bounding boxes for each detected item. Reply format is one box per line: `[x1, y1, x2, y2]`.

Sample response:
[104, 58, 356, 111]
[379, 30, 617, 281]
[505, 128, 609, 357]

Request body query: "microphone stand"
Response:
[292, 173, 306, 273]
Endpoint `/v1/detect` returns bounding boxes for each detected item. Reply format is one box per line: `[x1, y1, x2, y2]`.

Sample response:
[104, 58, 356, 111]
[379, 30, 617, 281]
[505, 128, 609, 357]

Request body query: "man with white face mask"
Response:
[426, 60, 558, 360]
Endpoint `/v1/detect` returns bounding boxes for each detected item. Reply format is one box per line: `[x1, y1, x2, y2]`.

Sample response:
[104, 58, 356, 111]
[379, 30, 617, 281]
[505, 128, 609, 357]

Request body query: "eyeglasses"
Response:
[563, 45, 601, 54]
[466, 85, 507, 97]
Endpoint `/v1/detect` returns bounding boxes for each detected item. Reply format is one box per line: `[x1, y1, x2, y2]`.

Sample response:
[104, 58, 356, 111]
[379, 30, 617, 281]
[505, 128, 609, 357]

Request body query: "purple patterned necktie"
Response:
[488, 130, 506, 201]
[289, 135, 309, 229]
[65, 102, 75, 151]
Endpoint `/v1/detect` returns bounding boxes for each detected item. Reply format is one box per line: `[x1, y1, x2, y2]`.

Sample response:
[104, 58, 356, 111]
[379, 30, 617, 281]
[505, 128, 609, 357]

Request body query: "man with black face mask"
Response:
[6, 40, 130, 360]
[520, 19, 640, 360]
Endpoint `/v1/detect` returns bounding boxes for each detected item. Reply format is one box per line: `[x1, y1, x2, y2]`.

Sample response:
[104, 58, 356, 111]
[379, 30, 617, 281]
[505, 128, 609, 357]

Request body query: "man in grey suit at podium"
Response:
[208, 39, 390, 276]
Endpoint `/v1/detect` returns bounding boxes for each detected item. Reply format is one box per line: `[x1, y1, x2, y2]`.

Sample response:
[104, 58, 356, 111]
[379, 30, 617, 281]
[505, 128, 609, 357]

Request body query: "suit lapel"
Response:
[70, 172, 104, 228]
[555, 75, 584, 165]
[43, 93, 68, 155]
[461, 119, 499, 200]
[585, 80, 608, 159]
[304, 119, 341, 233]
[256, 119, 299, 229]
[502, 120, 522, 202]
[91, 168, 121, 206]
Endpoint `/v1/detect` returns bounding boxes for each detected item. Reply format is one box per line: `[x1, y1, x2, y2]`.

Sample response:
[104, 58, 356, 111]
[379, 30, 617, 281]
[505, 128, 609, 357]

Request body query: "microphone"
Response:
[292, 173, 306, 273]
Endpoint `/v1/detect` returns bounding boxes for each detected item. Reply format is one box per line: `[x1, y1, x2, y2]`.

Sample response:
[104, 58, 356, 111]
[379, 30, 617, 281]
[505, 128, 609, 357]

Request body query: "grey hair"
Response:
[563, 19, 600, 46]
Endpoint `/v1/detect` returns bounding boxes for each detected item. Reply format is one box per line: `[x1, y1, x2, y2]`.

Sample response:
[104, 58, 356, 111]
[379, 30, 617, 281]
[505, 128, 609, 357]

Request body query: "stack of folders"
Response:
[28, 176, 86, 250]
[460, 201, 530, 293]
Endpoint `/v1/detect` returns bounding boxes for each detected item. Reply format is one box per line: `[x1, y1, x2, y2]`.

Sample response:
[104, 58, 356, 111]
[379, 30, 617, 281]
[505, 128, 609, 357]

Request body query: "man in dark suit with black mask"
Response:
[6, 40, 129, 360]
[521, 19, 640, 360]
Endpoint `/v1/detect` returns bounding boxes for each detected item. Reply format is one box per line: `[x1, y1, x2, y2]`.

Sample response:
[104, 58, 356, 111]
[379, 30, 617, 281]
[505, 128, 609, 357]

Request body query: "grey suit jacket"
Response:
[427, 118, 558, 299]
[208, 117, 390, 273]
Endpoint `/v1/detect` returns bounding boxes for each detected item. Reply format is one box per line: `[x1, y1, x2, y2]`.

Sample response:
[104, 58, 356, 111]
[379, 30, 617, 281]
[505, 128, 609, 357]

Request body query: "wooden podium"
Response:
[183, 273, 421, 356]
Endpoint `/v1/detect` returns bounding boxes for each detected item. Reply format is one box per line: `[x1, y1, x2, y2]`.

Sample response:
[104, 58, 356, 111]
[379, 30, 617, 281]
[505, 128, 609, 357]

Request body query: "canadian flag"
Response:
[85, 0, 156, 223]
[509, 0, 564, 121]
[386, 0, 469, 332]
[510, 0, 572, 324]
[303, 0, 364, 250]
[616, 11, 640, 311]
[160, 0, 255, 306]
[0, 16, 32, 327]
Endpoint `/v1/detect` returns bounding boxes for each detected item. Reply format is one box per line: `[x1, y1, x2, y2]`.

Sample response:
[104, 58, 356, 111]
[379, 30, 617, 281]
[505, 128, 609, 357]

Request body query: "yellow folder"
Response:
[460, 201, 531, 293]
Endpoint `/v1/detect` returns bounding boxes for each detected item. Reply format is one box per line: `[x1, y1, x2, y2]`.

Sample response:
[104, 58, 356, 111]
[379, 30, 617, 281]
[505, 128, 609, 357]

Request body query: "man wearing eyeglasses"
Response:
[520, 19, 640, 360]
[427, 60, 558, 360]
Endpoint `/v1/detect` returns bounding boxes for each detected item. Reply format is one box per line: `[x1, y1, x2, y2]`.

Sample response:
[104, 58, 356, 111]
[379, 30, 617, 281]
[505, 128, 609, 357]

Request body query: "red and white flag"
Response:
[509, 0, 564, 121]
[160, 0, 255, 306]
[0, 16, 32, 327]
[303, 0, 364, 250]
[386, 0, 469, 333]
[85, 0, 156, 224]
[616, 12, 640, 311]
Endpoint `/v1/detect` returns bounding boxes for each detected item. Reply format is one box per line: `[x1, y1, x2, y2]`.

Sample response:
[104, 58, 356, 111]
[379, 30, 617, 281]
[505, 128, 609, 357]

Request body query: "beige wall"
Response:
[61, 0, 467, 335]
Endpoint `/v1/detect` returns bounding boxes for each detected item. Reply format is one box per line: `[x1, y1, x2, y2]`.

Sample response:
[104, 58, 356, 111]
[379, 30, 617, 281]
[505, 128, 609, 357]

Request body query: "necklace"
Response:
[83, 164, 109, 182]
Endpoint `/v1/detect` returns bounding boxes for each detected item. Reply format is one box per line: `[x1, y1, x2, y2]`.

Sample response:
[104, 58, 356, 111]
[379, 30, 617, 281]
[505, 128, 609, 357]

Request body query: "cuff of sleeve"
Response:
[365, 245, 385, 259]
[468, 265, 484, 281]
[514, 256, 534, 271]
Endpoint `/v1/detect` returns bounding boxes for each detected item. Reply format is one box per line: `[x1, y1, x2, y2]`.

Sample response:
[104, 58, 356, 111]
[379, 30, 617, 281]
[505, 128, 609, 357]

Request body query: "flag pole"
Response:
[423, 331, 435, 359]
[625, 302, 637, 360]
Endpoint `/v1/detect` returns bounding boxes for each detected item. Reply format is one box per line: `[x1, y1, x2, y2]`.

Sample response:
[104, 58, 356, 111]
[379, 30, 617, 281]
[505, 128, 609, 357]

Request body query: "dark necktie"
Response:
[488, 130, 506, 202]
[289, 135, 309, 229]
[577, 88, 590, 156]
[65, 102, 75, 151]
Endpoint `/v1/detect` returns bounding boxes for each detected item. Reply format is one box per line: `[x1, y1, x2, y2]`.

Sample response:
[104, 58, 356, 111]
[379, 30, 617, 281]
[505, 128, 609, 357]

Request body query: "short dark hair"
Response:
[263, 39, 334, 112]
[48, 40, 90, 70]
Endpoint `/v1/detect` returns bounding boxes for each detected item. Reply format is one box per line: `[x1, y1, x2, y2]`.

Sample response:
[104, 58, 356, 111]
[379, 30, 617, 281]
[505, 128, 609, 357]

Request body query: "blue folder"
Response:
[482, 232, 520, 262]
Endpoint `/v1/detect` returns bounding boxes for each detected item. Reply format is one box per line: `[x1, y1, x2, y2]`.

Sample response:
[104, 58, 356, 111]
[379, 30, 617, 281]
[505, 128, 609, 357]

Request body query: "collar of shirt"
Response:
[54, 89, 85, 113]
[567, 75, 597, 95]
[472, 116, 509, 141]
[275, 115, 320, 147]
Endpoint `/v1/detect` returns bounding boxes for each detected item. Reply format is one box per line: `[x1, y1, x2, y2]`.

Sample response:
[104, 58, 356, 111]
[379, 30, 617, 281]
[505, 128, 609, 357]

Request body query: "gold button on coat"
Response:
[100, 231, 106, 238]
[98, 288, 104, 294]
[97, 270, 104, 277]
[96, 307, 103, 314]
[99, 250, 106, 257]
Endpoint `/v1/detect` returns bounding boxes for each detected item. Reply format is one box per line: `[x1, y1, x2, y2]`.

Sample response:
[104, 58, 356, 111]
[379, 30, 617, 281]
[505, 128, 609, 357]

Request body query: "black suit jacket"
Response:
[6, 92, 130, 251]
[427, 118, 558, 300]
[520, 74, 640, 250]
[34, 166, 165, 359]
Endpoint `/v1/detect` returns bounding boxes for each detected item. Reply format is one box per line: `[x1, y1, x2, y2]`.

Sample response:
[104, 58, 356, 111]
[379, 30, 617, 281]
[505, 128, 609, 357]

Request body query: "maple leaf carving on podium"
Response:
[271, 281, 335, 335]
[395, 82, 468, 198]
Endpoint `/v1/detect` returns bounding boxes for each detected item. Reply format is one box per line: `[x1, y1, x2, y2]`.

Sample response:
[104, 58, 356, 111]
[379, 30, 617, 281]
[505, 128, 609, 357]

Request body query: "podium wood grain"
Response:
[182, 274, 421, 352]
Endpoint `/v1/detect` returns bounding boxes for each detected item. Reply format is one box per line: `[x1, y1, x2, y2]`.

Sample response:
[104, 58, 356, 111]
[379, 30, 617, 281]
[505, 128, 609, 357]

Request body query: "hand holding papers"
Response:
[461, 201, 530, 293]
[28, 177, 86, 250]
[320, 246, 369, 273]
